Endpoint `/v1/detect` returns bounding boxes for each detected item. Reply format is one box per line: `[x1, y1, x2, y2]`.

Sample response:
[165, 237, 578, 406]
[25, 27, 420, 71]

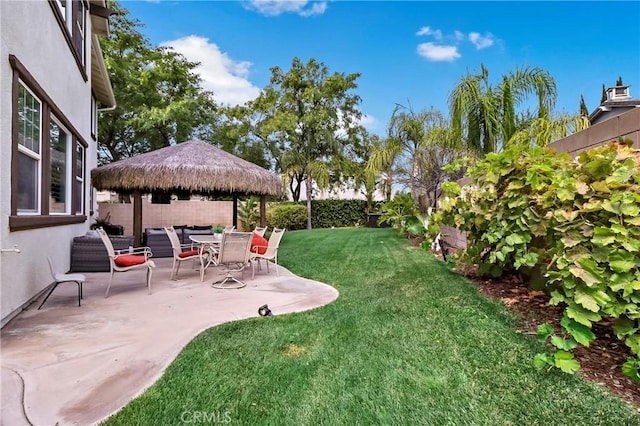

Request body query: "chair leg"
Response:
[274, 255, 279, 276]
[147, 266, 153, 295]
[175, 259, 182, 280]
[105, 270, 115, 298]
[171, 258, 177, 280]
[38, 282, 60, 309]
[76, 281, 82, 307]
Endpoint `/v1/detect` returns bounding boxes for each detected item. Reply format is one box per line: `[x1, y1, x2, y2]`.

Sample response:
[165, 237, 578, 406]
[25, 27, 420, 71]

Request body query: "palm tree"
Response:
[449, 64, 557, 155]
[367, 105, 458, 211]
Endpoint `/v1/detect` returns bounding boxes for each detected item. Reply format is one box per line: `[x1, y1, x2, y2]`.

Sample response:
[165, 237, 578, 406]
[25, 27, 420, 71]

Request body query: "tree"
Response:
[367, 105, 464, 211]
[98, 1, 217, 164]
[339, 127, 381, 213]
[579, 95, 589, 117]
[616, 76, 624, 86]
[601, 84, 607, 104]
[449, 64, 557, 155]
[237, 57, 362, 229]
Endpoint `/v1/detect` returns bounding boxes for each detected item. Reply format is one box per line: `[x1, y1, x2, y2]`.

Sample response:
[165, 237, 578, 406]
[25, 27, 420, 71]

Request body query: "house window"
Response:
[49, 118, 71, 214]
[10, 54, 88, 230]
[75, 143, 85, 214]
[91, 93, 97, 139]
[75, 0, 86, 65]
[17, 82, 42, 214]
[50, 0, 88, 73]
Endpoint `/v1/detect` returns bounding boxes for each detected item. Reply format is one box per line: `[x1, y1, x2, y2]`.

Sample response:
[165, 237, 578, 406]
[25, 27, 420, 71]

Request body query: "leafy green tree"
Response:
[98, 1, 217, 164]
[237, 57, 362, 229]
[449, 64, 557, 155]
[601, 84, 607, 104]
[616, 76, 624, 86]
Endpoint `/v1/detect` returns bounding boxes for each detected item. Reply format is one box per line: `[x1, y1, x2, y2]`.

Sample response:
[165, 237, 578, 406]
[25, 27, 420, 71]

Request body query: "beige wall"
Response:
[96, 200, 238, 234]
[547, 108, 640, 156]
[1, 2, 100, 326]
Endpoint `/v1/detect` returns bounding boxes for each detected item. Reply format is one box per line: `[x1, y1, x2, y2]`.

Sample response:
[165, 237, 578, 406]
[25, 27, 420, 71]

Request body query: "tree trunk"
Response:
[305, 175, 313, 229]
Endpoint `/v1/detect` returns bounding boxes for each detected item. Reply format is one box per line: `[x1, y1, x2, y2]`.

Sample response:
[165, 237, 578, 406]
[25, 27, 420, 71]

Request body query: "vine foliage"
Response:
[437, 139, 640, 381]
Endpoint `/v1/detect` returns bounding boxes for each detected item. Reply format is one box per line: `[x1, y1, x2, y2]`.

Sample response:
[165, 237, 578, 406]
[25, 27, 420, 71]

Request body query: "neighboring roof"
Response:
[588, 84, 640, 124]
[91, 140, 283, 196]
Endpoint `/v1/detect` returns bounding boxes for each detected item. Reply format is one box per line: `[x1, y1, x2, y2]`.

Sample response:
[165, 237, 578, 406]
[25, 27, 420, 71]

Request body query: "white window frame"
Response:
[75, 142, 85, 214]
[75, 0, 86, 66]
[91, 93, 97, 138]
[49, 116, 72, 215]
[17, 81, 43, 215]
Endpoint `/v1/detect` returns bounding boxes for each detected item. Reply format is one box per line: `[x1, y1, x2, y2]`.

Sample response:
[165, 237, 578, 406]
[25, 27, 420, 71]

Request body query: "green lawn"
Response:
[103, 228, 640, 425]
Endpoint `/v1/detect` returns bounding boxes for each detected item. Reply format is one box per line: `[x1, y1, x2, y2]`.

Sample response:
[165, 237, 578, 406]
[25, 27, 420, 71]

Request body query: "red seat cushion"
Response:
[178, 249, 200, 258]
[251, 233, 268, 255]
[114, 254, 147, 267]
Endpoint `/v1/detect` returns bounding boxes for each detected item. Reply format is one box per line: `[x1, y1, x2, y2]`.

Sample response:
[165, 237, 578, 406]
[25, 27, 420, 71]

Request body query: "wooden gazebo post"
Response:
[259, 195, 266, 227]
[133, 190, 142, 247]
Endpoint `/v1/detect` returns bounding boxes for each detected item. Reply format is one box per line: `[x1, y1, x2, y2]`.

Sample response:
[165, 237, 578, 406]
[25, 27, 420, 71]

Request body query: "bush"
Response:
[438, 139, 640, 381]
[267, 203, 307, 230]
[310, 200, 370, 228]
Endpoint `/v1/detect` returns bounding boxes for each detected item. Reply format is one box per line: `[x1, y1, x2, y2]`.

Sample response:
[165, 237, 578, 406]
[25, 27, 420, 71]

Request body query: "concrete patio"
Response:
[0, 258, 338, 425]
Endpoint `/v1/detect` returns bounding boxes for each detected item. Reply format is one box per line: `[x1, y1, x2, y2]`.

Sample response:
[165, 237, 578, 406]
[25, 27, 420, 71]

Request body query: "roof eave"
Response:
[91, 34, 116, 108]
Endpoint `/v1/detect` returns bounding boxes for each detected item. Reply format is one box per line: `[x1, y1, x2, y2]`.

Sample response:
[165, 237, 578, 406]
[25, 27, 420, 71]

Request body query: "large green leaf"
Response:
[551, 335, 578, 351]
[533, 353, 553, 369]
[625, 335, 640, 354]
[613, 317, 638, 339]
[622, 358, 640, 384]
[574, 290, 600, 312]
[566, 302, 602, 327]
[591, 227, 616, 246]
[561, 314, 596, 346]
[608, 250, 638, 273]
[554, 350, 581, 374]
[537, 323, 554, 339]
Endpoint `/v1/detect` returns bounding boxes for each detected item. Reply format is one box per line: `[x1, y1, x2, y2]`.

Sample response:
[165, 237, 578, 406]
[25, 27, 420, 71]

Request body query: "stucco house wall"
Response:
[0, 1, 113, 326]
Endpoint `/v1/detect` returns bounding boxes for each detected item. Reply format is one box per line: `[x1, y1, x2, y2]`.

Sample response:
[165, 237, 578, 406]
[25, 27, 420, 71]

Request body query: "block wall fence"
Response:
[96, 200, 237, 234]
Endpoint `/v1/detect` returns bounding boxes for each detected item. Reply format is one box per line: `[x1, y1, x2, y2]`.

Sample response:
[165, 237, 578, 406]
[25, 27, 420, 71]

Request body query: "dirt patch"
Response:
[281, 343, 307, 357]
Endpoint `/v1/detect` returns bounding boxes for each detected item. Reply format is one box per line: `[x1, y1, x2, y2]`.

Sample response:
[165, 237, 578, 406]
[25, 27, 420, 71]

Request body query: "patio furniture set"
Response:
[41, 226, 286, 308]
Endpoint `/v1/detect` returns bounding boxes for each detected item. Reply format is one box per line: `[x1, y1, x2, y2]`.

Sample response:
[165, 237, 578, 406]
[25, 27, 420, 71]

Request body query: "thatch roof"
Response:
[91, 140, 282, 196]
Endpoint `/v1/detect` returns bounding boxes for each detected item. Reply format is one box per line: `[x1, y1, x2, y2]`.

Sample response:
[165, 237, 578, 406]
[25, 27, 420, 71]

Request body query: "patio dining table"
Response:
[189, 235, 222, 279]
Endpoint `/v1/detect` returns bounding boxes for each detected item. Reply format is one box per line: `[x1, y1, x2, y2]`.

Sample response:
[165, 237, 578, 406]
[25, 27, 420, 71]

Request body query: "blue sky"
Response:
[122, 0, 640, 136]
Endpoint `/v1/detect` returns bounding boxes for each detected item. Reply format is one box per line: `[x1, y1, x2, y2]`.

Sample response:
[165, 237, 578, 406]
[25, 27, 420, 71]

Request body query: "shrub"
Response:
[438, 139, 640, 381]
[310, 200, 370, 228]
[267, 203, 307, 230]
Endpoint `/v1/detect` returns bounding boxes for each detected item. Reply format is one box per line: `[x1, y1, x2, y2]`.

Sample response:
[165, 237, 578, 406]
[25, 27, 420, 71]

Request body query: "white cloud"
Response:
[244, 0, 327, 17]
[416, 26, 442, 40]
[161, 36, 260, 106]
[417, 43, 461, 62]
[359, 113, 378, 131]
[468, 32, 495, 50]
[454, 30, 465, 41]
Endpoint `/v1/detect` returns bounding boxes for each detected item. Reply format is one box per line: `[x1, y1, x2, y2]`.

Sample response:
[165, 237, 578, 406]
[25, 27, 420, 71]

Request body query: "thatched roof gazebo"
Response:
[91, 139, 282, 245]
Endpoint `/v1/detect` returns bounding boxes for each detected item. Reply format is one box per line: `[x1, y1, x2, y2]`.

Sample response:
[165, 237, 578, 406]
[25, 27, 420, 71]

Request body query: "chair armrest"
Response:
[115, 247, 153, 258]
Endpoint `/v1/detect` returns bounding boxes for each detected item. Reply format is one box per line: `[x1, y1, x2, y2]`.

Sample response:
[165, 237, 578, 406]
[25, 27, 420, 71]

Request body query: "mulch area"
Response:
[410, 235, 640, 409]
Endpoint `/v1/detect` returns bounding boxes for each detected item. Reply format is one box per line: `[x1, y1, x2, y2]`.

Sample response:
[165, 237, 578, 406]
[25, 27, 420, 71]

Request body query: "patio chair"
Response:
[165, 226, 206, 281]
[211, 231, 253, 289]
[38, 256, 86, 309]
[97, 227, 155, 297]
[250, 228, 286, 279]
[253, 226, 267, 237]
